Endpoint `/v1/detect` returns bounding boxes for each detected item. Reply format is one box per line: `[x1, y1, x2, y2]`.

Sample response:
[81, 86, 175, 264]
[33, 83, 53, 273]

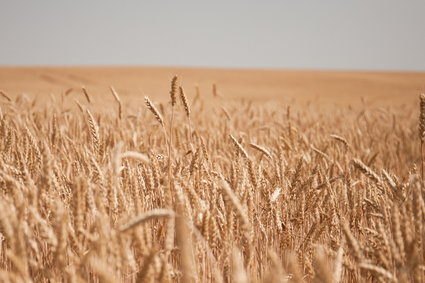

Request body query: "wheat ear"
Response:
[0, 90, 12, 102]
[81, 87, 91, 103]
[144, 96, 164, 127]
[230, 135, 248, 159]
[110, 86, 122, 120]
[119, 209, 174, 232]
[86, 109, 100, 158]
[179, 86, 193, 147]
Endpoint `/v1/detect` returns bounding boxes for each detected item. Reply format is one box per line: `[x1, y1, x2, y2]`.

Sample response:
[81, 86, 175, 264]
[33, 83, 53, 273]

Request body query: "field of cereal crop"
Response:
[0, 67, 424, 282]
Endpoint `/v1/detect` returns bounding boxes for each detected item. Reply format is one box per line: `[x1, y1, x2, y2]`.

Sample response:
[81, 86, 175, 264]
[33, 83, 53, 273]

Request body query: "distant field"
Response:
[0, 67, 424, 107]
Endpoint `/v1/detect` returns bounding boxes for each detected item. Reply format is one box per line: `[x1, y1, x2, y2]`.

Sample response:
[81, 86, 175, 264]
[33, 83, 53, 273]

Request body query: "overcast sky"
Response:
[0, 1, 424, 71]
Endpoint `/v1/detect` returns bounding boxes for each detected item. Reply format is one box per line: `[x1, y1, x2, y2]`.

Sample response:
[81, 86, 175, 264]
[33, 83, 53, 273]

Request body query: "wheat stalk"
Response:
[419, 94, 425, 180]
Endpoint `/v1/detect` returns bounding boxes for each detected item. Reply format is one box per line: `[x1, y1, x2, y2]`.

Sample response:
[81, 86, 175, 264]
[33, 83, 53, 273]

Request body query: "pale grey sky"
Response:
[0, 1, 424, 71]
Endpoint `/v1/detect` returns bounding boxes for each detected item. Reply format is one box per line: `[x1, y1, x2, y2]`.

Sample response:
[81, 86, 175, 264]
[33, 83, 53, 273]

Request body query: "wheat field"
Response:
[0, 73, 424, 283]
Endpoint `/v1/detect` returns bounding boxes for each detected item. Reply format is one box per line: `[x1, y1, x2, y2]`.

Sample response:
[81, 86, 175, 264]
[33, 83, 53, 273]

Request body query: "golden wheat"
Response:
[0, 76, 423, 282]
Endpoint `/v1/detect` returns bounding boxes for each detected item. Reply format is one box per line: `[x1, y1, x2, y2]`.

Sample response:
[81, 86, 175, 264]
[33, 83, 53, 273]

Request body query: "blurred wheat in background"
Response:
[0, 76, 423, 282]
